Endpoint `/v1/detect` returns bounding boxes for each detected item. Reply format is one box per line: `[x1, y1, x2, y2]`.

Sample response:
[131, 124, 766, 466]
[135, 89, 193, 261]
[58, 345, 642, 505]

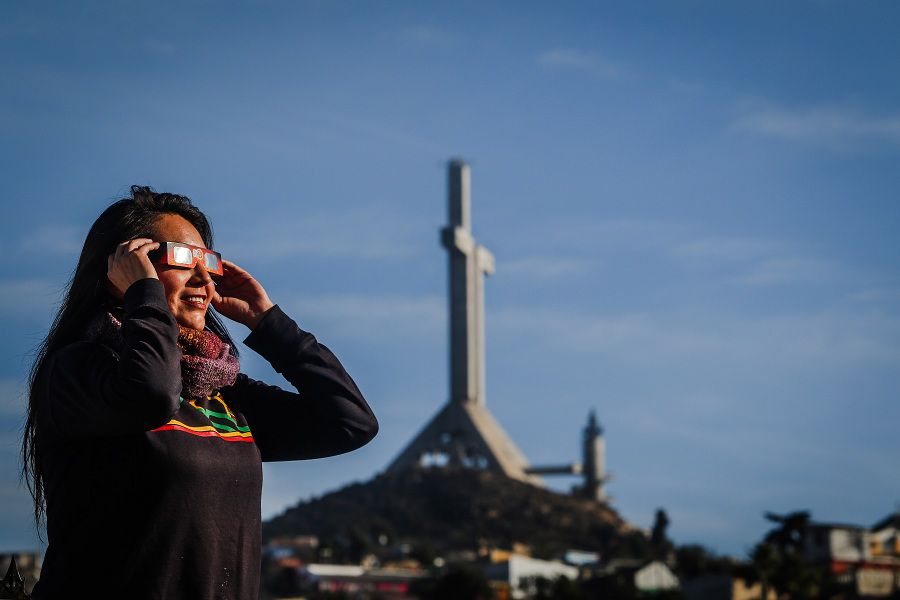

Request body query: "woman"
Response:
[22, 186, 378, 599]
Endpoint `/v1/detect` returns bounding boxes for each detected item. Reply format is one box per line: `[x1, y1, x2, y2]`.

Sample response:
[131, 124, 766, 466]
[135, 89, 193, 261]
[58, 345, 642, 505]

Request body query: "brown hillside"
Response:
[263, 468, 651, 561]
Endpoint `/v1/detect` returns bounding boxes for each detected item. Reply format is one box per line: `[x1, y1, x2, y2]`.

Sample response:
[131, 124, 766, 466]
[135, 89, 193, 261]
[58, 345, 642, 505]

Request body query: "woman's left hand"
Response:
[210, 259, 275, 329]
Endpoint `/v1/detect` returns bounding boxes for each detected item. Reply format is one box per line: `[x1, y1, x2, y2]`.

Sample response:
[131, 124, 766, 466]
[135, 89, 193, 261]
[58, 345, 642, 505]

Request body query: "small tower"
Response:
[582, 410, 606, 501]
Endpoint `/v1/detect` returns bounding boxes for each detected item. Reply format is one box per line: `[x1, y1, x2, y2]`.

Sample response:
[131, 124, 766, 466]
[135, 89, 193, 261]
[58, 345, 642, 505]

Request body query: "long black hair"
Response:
[21, 185, 239, 534]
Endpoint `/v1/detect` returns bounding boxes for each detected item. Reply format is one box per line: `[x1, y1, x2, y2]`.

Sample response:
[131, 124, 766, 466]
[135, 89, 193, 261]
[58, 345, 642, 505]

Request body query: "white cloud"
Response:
[733, 105, 900, 148]
[396, 25, 457, 48]
[732, 256, 841, 286]
[845, 287, 900, 305]
[220, 208, 428, 260]
[502, 256, 593, 281]
[143, 38, 177, 56]
[536, 48, 622, 78]
[0, 379, 27, 418]
[282, 293, 444, 339]
[533, 218, 690, 254]
[671, 235, 844, 287]
[490, 305, 900, 367]
[319, 111, 446, 153]
[509, 219, 852, 290]
[19, 223, 82, 256]
[672, 236, 783, 262]
[0, 279, 63, 318]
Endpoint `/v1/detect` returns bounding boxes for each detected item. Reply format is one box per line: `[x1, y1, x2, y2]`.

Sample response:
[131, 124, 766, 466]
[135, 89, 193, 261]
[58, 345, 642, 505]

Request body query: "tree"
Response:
[531, 575, 586, 600]
[747, 510, 837, 600]
[651, 509, 670, 549]
[674, 544, 734, 580]
[411, 564, 495, 600]
[763, 510, 810, 551]
[651, 508, 674, 560]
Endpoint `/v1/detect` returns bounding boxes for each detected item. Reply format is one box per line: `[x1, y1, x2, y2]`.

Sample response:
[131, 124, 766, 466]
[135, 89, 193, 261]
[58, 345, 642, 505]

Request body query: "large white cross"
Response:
[440, 159, 495, 407]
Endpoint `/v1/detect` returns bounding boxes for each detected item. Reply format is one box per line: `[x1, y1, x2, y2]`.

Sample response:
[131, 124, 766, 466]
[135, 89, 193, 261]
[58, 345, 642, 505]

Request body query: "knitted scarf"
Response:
[83, 310, 240, 400]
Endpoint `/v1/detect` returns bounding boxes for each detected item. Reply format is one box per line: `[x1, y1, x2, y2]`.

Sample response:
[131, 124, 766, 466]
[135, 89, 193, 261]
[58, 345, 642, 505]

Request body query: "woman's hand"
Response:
[107, 239, 160, 299]
[210, 259, 275, 329]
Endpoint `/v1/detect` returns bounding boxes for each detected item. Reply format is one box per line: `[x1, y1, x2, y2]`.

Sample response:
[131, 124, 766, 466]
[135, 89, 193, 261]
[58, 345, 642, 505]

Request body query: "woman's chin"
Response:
[176, 315, 206, 330]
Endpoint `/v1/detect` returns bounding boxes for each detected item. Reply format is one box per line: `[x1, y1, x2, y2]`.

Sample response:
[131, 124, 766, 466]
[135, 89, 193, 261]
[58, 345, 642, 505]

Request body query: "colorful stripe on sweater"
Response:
[150, 391, 254, 443]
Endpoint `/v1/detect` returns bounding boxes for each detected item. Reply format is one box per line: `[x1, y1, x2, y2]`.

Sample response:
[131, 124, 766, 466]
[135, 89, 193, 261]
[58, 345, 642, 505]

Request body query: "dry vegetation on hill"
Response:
[263, 468, 652, 562]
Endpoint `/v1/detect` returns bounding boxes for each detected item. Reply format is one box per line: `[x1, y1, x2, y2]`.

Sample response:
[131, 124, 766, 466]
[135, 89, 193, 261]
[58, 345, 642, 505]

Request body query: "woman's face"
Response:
[151, 214, 216, 331]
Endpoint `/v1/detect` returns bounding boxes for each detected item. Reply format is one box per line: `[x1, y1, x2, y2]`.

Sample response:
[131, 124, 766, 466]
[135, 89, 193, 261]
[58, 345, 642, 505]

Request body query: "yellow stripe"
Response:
[210, 392, 237, 420]
[165, 419, 254, 438]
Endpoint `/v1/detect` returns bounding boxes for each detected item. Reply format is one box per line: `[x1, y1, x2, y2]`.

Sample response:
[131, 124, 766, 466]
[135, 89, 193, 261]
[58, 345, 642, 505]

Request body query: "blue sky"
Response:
[1, 1, 899, 557]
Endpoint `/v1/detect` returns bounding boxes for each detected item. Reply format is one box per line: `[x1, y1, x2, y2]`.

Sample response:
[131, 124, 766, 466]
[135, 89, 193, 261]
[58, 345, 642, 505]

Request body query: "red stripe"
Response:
[153, 424, 256, 443]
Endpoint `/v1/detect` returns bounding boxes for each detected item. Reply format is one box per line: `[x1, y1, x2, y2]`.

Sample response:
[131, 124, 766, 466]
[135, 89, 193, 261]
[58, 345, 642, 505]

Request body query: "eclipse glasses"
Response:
[148, 242, 224, 276]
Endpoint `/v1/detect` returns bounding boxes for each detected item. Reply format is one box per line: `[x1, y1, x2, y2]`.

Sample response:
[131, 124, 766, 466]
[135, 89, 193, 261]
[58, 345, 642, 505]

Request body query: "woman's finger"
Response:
[126, 238, 155, 253]
[221, 258, 242, 270]
[134, 241, 160, 255]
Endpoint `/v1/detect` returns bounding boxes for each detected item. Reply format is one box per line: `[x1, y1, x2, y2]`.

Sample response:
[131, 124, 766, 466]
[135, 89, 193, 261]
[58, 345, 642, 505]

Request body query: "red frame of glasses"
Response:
[150, 242, 224, 276]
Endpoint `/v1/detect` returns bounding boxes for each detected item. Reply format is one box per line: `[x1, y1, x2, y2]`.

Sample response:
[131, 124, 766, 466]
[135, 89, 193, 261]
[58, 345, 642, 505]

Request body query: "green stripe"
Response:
[208, 416, 251, 433]
[188, 403, 251, 433]
[207, 420, 245, 434]
[195, 406, 232, 422]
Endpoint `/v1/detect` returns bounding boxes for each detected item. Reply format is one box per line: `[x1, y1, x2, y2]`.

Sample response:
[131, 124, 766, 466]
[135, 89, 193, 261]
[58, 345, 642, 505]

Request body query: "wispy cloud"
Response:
[845, 287, 900, 305]
[733, 256, 841, 287]
[395, 25, 458, 48]
[0, 13, 51, 40]
[491, 305, 900, 367]
[19, 223, 82, 256]
[318, 110, 446, 153]
[733, 105, 900, 148]
[502, 256, 594, 281]
[536, 48, 622, 78]
[142, 38, 178, 56]
[0, 378, 27, 418]
[220, 208, 428, 261]
[534, 218, 690, 254]
[281, 293, 444, 340]
[672, 236, 782, 262]
[0, 279, 63, 318]
[524, 220, 844, 289]
[672, 235, 844, 287]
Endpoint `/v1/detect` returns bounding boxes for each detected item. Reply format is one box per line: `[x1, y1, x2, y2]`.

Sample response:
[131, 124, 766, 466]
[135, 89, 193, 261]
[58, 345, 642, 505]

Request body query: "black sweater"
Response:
[31, 278, 378, 600]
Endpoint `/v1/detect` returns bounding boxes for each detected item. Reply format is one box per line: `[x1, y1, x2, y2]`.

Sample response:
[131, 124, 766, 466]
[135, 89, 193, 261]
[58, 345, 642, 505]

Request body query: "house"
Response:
[596, 558, 680, 595]
[484, 554, 579, 600]
[801, 511, 900, 597]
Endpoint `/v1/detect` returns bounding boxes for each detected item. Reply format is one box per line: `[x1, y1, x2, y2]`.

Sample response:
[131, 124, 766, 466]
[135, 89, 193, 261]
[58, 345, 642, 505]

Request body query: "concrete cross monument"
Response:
[385, 159, 543, 485]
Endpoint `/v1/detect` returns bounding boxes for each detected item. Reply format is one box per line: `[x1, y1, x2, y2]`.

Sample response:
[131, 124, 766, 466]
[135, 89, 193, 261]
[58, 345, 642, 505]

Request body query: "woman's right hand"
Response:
[106, 238, 161, 299]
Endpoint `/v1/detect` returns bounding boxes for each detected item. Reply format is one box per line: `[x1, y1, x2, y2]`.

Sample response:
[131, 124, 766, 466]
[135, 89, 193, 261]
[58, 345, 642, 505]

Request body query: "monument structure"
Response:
[385, 159, 609, 502]
[525, 410, 608, 502]
[579, 410, 606, 501]
[385, 159, 542, 485]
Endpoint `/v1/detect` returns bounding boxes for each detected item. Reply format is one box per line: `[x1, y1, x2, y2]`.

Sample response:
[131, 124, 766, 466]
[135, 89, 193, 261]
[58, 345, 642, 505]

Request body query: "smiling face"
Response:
[151, 213, 217, 331]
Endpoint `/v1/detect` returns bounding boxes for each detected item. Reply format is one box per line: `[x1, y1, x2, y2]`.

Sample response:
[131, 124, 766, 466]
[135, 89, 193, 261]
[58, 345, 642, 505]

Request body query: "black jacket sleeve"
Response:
[41, 278, 183, 437]
[221, 305, 378, 462]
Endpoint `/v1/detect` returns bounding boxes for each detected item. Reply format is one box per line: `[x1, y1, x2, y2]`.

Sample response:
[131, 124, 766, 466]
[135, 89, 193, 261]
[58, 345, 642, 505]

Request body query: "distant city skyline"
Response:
[1, 1, 898, 557]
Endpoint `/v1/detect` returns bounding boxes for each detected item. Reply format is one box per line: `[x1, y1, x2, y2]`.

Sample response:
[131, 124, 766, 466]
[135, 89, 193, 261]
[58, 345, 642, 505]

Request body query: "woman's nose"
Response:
[192, 262, 213, 285]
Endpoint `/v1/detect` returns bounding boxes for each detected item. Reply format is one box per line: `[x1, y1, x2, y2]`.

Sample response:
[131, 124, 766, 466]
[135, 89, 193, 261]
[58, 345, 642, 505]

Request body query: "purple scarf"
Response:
[83, 310, 240, 400]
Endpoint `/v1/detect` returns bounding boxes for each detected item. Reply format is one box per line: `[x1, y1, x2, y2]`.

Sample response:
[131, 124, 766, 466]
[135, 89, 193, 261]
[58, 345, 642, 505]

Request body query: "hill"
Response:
[262, 468, 652, 563]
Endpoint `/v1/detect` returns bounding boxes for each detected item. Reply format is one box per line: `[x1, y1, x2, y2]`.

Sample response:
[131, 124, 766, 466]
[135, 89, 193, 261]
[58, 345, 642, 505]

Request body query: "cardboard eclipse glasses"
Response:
[147, 242, 224, 276]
